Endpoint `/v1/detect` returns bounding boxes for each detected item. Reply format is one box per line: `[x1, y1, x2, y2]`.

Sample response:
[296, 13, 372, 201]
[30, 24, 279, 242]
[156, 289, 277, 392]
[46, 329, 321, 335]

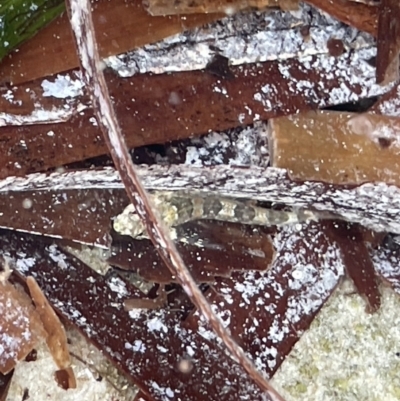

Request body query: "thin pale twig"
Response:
[65, 1, 285, 400]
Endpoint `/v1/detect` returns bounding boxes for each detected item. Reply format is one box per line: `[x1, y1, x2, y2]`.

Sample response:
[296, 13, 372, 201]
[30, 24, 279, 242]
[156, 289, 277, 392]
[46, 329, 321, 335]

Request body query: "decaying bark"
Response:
[186, 221, 345, 377]
[0, 3, 393, 179]
[2, 164, 400, 238]
[66, 0, 285, 399]
[0, 0, 220, 85]
[304, 0, 378, 36]
[376, 0, 400, 83]
[0, 232, 276, 401]
[268, 111, 400, 186]
[144, 0, 299, 16]
[109, 223, 276, 283]
[326, 222, 381, 313]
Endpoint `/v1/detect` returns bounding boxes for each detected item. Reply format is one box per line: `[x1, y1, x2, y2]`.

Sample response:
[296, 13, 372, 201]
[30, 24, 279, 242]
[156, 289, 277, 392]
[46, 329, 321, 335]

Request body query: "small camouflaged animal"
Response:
[113, 191, 317, 240]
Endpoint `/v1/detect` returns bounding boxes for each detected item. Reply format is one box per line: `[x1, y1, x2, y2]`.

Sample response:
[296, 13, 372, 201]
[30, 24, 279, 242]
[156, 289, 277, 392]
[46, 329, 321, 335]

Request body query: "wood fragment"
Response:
[326, 222, 381, 313]
[268, 110, 400, 186]
[26, 276, 76, 388]
[370, 82, 400, 117]
[371, 239, 400, 295]
[0, 46, 391, 178]
[0, 0, 221, 85]
[359, 227, 386, 248]
[110, 222, 275, 283]
[123, 285, 167, 311]
[145, 0, 298, 16]
[0, 189, 126, 247]
[304, 0, 378, 36]
[3, 164, 400, 234]
[376, 0, 400, 83]
[186, 221, 344, 377]
[66, 0, 284, 398]
[2, 232, 273, 401]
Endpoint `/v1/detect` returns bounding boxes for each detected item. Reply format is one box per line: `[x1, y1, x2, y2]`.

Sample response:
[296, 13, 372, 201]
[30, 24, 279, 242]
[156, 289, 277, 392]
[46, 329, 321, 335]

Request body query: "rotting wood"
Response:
[304, 0, 378, 36]
[145, 0, 299, 16]
[0, 2, 400, 396]
[370, 82, 400, 117]
[268, 110, 400, 186]
[67, 0, 283, 395]
[0, 232, 273, 401]
[0, 0, 221, 85]
[2, 5, 331, 126]
[185, 221, 345, 377]
[2, 220, 400, 401]
[109, 222, 276, 283]
[0, 47, 392, 178]
[0, 189, 126, 247]
[326, 222, 381, 313]
[105, 6, 374, 76]
[2, 164, 400, 234]
[375, 0, 400, 84]
[54, 367, 76, 391]
[123, 285, 167, 311]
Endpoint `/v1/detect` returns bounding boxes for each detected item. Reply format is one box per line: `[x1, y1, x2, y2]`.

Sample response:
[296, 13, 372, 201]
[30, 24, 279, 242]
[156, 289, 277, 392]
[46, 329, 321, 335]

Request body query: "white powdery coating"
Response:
[230, 124, 268, 166]
[104, 4, 372, 76]
[107, 276, 129, 298]
[69, 0, 93, 82]
[41, 72, 84, 99]
[149, 381, 175, 400]
[0, 167, 121, 192]
[0, 307, 32, 369]
[370, 245, 400, 294]
[2, 73, 87, 129]
[195, 223, 344, 374]
[184, 122, 269, 167]
[146, 316, 169, 334]
[2, 89, 21, 106]
[125, 339, 146, 353]
[47, 244, 70, 270]
[185, 132, 231, 166]
[376, 85, 400, 117]
[14, 254, 36, 273]
[0, 108, 75, 127]
[125, 309, 268, 400]
[272, 283, 400, 401]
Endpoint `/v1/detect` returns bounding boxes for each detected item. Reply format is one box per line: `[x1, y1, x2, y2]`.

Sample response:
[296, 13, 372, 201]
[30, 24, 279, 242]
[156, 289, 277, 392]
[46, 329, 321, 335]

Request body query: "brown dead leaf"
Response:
[26, 276, 76, 387]
[0, 280, 45, 374]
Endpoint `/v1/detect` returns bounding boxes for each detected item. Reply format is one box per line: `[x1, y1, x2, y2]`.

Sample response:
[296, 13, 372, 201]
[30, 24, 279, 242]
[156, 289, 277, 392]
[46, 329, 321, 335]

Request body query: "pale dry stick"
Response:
[65, 1, 285, 400]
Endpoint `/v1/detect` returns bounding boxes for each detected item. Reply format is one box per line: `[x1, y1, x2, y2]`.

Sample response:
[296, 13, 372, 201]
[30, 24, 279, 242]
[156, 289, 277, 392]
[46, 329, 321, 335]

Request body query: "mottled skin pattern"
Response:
[113, 191, 317, 240]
